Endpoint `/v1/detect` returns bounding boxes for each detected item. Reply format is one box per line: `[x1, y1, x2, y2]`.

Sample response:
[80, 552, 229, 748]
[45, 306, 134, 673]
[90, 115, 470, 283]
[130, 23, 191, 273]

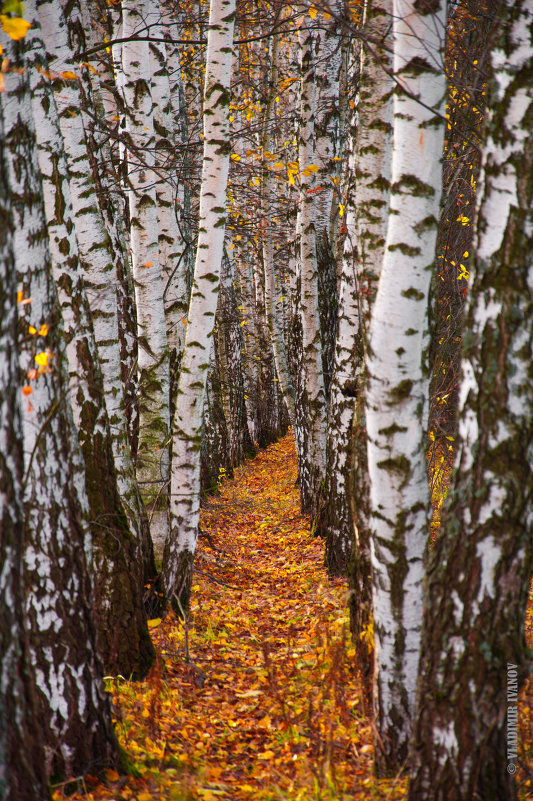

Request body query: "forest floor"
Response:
[55, 434, 532, 801]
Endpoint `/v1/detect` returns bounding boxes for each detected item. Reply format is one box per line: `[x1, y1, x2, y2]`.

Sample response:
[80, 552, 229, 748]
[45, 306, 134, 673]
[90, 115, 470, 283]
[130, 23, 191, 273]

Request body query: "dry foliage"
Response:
[53, 435, 532, 801]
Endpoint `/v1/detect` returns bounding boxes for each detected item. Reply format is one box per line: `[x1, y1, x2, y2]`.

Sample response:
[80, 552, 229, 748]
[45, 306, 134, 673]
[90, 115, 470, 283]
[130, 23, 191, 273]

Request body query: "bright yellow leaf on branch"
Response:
[35, 352, 49, 367]
[0, 14, 31, 40]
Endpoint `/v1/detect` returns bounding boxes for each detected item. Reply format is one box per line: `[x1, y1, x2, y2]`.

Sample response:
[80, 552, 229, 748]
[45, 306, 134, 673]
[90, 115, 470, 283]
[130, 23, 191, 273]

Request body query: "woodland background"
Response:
[0, 0, 531, 799]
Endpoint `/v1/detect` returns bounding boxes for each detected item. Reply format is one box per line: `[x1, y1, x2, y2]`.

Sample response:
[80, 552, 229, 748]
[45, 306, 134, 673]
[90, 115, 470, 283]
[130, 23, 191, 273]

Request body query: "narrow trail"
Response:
[62, 435, 406, 801]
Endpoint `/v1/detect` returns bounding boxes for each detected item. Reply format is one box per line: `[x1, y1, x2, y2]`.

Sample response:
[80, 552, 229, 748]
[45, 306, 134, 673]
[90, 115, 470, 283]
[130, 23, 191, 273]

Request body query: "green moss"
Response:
[377, 454, 411, 480]
[388, 379, 414, 401]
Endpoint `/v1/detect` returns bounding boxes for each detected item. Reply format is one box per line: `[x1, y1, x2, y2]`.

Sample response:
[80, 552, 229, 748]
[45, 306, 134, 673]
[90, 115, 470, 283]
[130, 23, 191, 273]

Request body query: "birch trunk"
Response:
[319, 32, 362, 574]
[148, 8, 191, 378]
[0, 32, 118, 778]
[77, 0, 142, 469]
[298, 18, 327, 519]
[261, 29, 296, 426]
[348, 0, 393, 699]
[314, 4, 344, 401]
[409, 3, 533, 797]
[33, 0, 154, 680]
[162, 0, 236, 610]
[237, 257, 260, 449]
[122, 0, 171, 558]
[365, 0, 446, 773]
[0, 105, 48, 801]
[217, 250, 254, 463]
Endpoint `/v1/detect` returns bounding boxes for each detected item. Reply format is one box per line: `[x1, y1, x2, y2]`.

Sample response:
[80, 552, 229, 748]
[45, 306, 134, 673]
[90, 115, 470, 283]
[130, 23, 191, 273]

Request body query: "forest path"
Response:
[67, 435, 405, 801]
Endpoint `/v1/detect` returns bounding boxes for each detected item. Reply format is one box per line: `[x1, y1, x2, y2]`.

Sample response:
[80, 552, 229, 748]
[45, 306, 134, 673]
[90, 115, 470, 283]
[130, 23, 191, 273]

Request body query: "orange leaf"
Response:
[21, 385, 33, 396]
[105, 769, 120, 782]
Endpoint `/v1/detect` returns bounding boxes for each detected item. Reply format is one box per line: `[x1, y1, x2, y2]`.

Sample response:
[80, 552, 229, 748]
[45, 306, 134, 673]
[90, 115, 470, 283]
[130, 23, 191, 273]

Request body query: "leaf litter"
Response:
[52, 433, 533, 801]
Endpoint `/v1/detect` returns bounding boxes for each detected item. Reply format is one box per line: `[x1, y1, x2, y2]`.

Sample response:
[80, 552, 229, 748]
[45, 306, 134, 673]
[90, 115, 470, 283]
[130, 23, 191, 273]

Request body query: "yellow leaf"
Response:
[28, 325, 36, 335]
[38, 324, 49, 336]
[429, 431, 435, 441]
[0, 15, 31, 41]
[147, 618, 161, 629]
[338, 203, 345, 217]
[273, 161, 284, 169]
[301, 164, 318, 176]
[230, 153, 241, 161]
[137, 794, 152, 801]
[308, 5, 317, 18]
[81, 61, 98, 74]
[35, 352, 48, 367]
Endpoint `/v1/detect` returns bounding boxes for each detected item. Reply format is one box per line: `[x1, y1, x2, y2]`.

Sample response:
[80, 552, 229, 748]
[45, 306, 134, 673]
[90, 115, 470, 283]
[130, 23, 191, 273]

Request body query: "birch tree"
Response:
[0, 102, 49, 801]
[409, 2, 533, 797]
[339, 0, 394, 700]
[162, 0, 236, 609]
[318, 25, 360, 574]
[149, 3, 192, 391]
[261, 26, 297, 427]
[0, 30, 118, 778]
[297, 15, 328, 519]
[50, 0, 152, 548]
[31, 0, 154, 680]
[122, 0, 171, 558]
[364, 0, 446, 773]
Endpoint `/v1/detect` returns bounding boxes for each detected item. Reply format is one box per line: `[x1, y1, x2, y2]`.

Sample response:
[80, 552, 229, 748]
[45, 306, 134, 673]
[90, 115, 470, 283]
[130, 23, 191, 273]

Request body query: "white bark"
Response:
[365, 0, 446, 771]
[261, 30, 296, 425]
[148, 6, 190, 359]
[122, 0, 171, 555]
[409, 5, 533, 795]
[162, 0, 236, 606]
[38, 0, 150, 560]
[0, 27, 117, 775]
[298, 18, 328, 512]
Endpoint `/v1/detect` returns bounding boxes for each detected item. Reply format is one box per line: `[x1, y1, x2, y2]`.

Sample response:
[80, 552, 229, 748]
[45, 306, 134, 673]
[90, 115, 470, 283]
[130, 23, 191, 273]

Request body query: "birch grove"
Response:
[0, 0, 532, 794]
